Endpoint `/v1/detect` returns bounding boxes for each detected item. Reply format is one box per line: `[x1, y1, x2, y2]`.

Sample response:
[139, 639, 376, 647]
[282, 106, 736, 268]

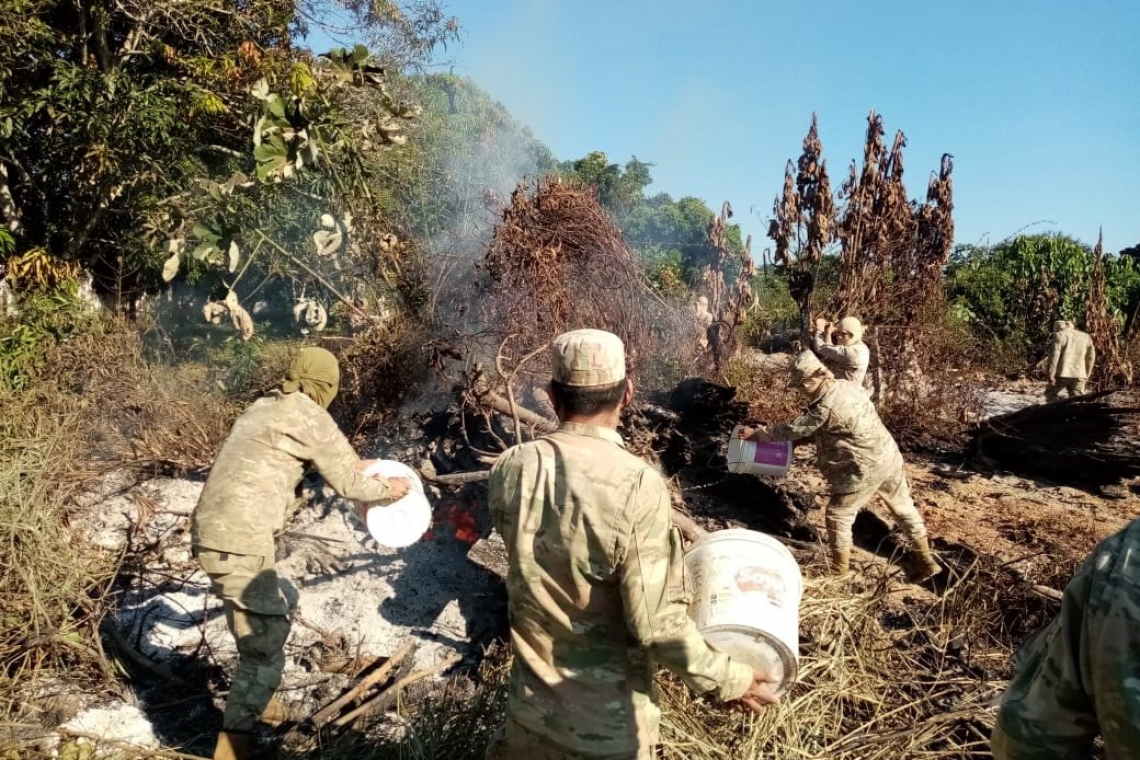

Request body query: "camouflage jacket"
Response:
[489, 422, 753, 756]
[812, 333, 870, 388]
[767, 379, 902, 494]
[192, 390, 391, 557]
[1049, 327, 1096, 380]
[992, 518, 1140, 759]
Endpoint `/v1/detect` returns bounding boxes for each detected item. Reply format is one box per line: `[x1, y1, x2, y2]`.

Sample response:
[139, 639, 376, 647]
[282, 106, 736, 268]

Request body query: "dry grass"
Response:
[255, 552, 1048, 760]
[656, 555, 1049, 760]
[0, 320, 242, 756]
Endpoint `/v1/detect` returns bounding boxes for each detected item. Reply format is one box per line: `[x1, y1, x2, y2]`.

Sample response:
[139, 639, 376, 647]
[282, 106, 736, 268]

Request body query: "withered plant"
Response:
[703, 203, 757, 371]
[1086, 230, 1134, 387]
[478, 177, 687, 401]
[835, 111, 954, 326]
[767, 114, 835, 333]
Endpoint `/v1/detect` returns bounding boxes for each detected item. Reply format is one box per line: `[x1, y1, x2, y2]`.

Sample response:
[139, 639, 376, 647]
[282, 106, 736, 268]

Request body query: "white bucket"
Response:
[686, 529, 803, 695]
[726, 425, 792, 477]
[360, 460, 432, 548]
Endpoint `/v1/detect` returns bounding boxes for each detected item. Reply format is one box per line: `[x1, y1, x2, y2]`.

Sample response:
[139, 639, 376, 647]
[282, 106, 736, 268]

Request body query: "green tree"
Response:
[945, 232, 1139, 364]
[0, 1, 456, 312]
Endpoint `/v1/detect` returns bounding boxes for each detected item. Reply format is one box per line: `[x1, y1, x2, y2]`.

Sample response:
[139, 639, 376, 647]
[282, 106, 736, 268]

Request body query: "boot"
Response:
[213, 731, 252, 760]
[829, 545, 851, 575]
[906, 536, 943, 583]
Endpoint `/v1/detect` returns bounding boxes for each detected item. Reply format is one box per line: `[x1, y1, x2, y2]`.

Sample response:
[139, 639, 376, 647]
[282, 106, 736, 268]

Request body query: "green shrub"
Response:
[0, 283, 101, 391]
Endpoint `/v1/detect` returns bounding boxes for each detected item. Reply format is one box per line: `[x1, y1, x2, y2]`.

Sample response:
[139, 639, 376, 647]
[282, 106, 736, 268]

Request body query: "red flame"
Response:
[424, 500, 480, 545]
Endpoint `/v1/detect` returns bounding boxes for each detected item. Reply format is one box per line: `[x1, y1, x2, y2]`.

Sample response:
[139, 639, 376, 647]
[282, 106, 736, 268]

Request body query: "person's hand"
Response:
[734, 669, 781, 713]
[737, 426, 756, 441]
[385, 477, 413, 501]
[814, 316, 828, 332]
[824, 320, 834, 335]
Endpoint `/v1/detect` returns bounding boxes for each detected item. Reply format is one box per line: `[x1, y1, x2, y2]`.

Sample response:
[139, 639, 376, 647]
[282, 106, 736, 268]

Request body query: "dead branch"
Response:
[671, 508, 707, 543]
[333, 652, 463, 728]
[430, 470, 492, 486]
[480, 390, 558, 433]
[99, 618, 186, 686]
[307, 640, 417, 728]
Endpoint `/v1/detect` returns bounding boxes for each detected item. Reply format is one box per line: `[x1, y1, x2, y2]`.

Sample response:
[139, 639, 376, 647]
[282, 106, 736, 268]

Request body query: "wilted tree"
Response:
[767, 113, 835, 335]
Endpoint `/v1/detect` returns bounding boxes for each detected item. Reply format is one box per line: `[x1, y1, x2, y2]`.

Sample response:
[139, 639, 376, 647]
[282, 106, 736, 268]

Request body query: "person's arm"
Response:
[303, 410, 396, 503]
[991, 556, 1099, 759]
[487, 450, 516, 539]
[1048, 335, 1063, 382]
[1085, 341, 1096, 377]
[758, 403, 828, 443]
[814, 342, 866, 375]
[618, 470, 777, 707]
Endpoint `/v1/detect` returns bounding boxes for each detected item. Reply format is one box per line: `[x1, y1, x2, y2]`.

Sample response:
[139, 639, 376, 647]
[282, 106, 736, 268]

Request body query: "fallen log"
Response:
[969, 388, 1140, 489]
[480, 391, 558, 433]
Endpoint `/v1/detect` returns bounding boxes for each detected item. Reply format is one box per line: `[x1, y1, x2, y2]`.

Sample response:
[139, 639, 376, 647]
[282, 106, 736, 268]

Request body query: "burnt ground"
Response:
[28, 377, 1138, 758]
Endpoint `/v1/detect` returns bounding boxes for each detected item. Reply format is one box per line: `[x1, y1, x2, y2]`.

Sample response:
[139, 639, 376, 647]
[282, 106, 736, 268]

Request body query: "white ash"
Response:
[60, 703, 161, 752]
[91, 472, 500, 731]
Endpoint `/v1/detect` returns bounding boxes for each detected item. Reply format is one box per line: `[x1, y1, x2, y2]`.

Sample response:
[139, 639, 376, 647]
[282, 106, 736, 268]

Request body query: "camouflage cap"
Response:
[788, 350, 831, 385]
[552, 329, 627, 387]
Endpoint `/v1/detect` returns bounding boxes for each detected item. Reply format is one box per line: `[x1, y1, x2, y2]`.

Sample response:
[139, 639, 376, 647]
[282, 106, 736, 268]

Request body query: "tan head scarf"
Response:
[836, 316, 865, 344]
[282, 347, 340, 409]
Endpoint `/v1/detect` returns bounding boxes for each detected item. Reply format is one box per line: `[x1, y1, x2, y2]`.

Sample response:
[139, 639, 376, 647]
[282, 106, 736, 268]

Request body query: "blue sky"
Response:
[317, 1, 1140, 254]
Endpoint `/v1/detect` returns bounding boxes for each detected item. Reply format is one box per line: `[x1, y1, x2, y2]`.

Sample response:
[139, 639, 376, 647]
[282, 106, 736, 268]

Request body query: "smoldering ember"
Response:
[2, 8, 1139, 760]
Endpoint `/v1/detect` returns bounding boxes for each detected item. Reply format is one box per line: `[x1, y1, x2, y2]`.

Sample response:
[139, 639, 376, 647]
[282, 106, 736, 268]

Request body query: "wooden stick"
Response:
[333, 652, 462, 728]
[481, 391, 558, 432]
[307, 640, 417, 728]
[99, 618, 186, 686]
[430, 470, 492, 485]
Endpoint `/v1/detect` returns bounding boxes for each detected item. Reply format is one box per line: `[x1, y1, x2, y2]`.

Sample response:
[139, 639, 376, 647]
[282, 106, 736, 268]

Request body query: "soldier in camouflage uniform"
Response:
[992, 516, 1140, 758]
[487, 329, 778, 760]
[1046, 320, 1096, 401]
[813, 315, 870, 389]
[738, 351, 940, 581]
[191, 347, 410, 760]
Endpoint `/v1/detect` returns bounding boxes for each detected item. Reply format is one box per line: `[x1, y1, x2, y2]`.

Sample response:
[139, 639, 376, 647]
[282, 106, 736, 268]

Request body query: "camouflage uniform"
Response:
[813, 316, 870, 388]
[1046, 320, 1096, 401]
[488, 330, 753, 759]
[764, 378, 928, 554]
[991, 517, 1140, 759]
[192, 387, 392, 733]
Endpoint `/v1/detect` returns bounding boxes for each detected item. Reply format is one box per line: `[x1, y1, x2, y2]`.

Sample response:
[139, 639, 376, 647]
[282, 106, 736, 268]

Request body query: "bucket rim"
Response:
[703, 624, 799, 695]
[687, 528, 799, 559]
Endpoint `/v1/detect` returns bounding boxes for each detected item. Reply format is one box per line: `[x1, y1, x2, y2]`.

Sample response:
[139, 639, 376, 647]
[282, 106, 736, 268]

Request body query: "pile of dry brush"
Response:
[477, 177, 693, 393]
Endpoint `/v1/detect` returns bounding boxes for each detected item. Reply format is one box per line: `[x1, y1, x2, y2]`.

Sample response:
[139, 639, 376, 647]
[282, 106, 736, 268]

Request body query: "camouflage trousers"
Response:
[1045, 377, 1086, 402]
[485, 720, 652, 760]
[196, 548, 291, 732]
[826, 467, 927, 552]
